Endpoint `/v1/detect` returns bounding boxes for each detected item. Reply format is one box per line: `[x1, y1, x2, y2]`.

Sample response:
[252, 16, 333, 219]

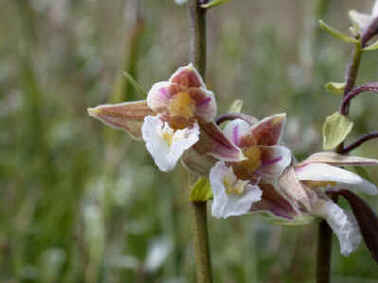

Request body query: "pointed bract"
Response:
[88, 100, 153, 139]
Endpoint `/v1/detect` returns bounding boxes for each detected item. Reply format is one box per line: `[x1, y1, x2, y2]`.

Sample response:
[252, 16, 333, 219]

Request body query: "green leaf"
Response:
[318, 20, 359, 43]
[322, 112, 354, 150]
[362, 40, 378, 51]
[123, 72, 147, 97]
[190, 177, 213, 202]
[353, 166, 374, 183]
[324, 82, 346, 95]
[201, 0, 231, 9]
[228, 99, 243, 113]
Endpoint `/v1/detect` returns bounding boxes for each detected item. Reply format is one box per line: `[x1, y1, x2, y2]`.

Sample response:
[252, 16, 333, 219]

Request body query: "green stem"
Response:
[191, 201, 213, 283]
[188, 1, 212, 282]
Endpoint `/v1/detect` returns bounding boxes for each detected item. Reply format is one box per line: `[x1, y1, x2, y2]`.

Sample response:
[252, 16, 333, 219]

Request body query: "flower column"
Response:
[188, 1, 213, 283]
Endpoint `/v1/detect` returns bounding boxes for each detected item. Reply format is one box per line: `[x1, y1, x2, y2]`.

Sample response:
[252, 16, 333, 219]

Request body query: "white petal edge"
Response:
[142, 115, 199, 172]
[372, 0, 378, 18]
[209, 161, 262, 219]
[312, 200, 362, 256]
[223, 119, 251, 146]
[146, 81, 174, 112]
[349, 10, 372, 31]
[295, 163, 378, 195]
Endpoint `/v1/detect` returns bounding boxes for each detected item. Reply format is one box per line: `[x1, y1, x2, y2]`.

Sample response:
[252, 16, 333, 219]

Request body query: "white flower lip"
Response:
[312, 200, 361, 256]
[142, 115, 200, 172]
[295, 163, 378, 195]
[210, 161, 262, 219]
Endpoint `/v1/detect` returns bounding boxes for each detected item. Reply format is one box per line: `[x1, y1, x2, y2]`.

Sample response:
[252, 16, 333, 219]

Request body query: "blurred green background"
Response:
[1, 0, 377, 282]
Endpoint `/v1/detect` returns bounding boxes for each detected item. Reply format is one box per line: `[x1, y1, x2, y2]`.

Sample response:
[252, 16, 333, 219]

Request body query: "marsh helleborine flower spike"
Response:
[279, 151, 378, 256]
[88, 64, 244, 172]
[209, 114, 292, 218]
[349, 0, 378, 32]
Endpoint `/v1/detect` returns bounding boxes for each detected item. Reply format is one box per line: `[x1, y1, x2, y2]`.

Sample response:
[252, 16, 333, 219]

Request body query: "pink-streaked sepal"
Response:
[87, 100, 154, 139]
[299, 151, 378, 167]
[196, 120, 246, 162]
[256, 145, 292, 179]
[251, 183, 301, 220]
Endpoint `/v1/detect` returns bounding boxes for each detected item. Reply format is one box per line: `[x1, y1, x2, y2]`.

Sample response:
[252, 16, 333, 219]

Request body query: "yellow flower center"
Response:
[302, 181, 337, 188]
[243, 146, 262, 173]
[162, 131, 173, 146]
[168, 92, 195, 119]
[223, 175, 247, 195]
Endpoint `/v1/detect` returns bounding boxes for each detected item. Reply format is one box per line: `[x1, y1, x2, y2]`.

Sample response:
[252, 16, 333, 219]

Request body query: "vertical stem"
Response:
[317, 41, 362, 283]
[191, 201, 213, 283]
[316, 220, 333, 283]
[188, 1, 212, 283]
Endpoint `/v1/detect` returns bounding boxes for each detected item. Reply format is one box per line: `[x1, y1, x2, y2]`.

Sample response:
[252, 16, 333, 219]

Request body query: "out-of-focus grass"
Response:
[0, 0, 377, 282]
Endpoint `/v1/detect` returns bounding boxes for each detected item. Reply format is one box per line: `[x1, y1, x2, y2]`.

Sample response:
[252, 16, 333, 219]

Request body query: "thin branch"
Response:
[340, 131, 378, 154]
[340, 83, 378, 116]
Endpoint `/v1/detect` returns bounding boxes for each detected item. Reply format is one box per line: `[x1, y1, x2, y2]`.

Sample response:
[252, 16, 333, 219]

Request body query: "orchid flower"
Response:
[209, 114, 292, 218]
[88, 64, 244, 172]
[278, 151, 378, 256]
[349, 0, 378, 32]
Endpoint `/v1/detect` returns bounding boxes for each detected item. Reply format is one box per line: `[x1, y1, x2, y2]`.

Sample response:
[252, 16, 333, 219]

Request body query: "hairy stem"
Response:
[341, 42, 362, 115]
[188, 1, 213, 283]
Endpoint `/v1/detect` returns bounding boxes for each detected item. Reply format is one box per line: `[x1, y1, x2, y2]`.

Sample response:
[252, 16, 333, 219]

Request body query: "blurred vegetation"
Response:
[1, 0, 377, 282]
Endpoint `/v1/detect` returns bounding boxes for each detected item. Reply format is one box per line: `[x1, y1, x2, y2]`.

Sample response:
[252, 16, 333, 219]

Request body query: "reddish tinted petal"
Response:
[187, 87, 217, 121]
[240, 113, 286, 147]
[194, 120, 245, 162]
[147, 81, 182, 113]
[251, 183, 299, 220]
[169, 63, 205, 88]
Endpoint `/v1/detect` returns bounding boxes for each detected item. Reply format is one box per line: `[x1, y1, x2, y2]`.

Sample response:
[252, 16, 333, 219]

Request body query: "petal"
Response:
[278, 166, 313, 211]
[169, 63, 206, 88]
[373, 0, 378, 18]
[256, 145, 292, 179]
[188, 87, 217, 121]
[299, 151, 378, 167]
[142, 116, 199, 172]
[295, 163, 378, 195]
[195, 120, 246, 162]
[312, 200, 362, 256]
[88, 100, 153, 139]
[210, 161, 262, 219]
[349, 10, 372, 31]
[147, 81, 181, 113]
[223, 119, 251, 147]
[181, 148, 216, 176]
[240, 113, 287, 147]
[251, 183, 299, 220]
